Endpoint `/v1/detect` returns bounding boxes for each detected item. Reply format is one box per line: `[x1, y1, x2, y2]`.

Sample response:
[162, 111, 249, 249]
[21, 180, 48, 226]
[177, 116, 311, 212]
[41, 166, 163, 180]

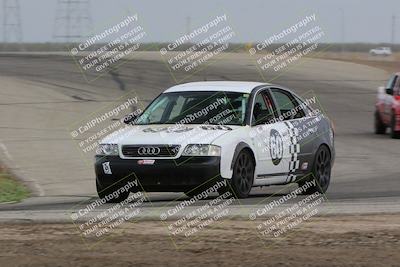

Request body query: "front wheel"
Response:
[96, 179, 130, 203]
[374, 110, 386, 134]
[227, 150, 255, 198]
[299, 146, 331, 195]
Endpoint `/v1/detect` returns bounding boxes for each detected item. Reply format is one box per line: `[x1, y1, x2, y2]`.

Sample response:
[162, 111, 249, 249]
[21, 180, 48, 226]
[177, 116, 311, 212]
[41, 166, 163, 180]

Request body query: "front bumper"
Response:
[95, 156, 221, 192]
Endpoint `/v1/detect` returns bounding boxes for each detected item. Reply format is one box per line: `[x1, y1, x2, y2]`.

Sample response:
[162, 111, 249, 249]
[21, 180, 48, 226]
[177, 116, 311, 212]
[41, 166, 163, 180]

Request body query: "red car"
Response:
[375, 73, 400, 138]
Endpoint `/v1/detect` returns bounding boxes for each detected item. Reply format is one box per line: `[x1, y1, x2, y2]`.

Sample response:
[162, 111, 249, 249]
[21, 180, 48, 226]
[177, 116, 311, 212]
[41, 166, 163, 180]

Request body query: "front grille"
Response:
[121, 145, 181, 157]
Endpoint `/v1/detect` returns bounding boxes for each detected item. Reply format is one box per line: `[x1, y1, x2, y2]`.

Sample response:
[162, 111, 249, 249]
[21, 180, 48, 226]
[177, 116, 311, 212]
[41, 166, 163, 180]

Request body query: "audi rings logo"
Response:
[138, 146, 161, 156]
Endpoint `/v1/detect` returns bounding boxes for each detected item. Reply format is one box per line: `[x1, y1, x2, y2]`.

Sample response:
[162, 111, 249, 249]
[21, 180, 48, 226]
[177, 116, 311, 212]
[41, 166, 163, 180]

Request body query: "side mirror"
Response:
[386, 88, 394, 95]
[123, 112, 141, 125]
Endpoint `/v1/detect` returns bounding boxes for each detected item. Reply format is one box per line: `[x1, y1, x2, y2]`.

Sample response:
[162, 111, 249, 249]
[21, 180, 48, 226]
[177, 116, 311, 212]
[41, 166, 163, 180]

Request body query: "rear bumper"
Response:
[95, 156, 221, 192]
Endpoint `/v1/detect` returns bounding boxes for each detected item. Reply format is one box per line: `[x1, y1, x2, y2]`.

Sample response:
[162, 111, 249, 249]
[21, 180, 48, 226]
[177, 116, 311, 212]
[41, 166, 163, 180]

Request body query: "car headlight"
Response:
[96, 144, 119, 156]
[182, 144, 221, 156]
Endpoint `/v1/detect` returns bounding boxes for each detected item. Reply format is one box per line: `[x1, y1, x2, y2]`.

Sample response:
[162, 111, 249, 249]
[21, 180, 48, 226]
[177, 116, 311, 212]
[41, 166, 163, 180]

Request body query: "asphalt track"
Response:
[0, 52, 399, 220]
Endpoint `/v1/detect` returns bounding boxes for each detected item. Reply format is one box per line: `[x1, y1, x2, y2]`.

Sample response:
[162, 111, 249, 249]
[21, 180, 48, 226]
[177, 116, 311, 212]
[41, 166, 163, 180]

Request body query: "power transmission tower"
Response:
[53, 0, 93, 43]
[2, 0, 23, 43]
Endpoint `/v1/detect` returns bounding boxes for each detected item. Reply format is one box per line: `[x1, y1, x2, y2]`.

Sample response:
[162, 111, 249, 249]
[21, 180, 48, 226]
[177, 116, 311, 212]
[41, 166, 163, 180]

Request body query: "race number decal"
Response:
[270, 129, 283, 165]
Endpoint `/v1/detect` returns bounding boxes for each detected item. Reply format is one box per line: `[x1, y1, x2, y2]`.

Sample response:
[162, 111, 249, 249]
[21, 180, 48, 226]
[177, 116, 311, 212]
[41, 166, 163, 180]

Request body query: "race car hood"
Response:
[101, 124, 240, 146]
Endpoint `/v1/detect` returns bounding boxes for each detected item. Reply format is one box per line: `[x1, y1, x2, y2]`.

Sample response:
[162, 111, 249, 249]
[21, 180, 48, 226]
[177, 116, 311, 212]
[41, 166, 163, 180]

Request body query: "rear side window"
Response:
[271, 88, 305, 120]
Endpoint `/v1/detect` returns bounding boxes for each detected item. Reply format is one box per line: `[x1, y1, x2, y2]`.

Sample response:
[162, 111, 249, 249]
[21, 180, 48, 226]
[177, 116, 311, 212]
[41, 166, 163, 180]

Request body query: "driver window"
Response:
[386, 75, 397, 89]
[252, 91, 276, 125]
[394, 76, 400, 95]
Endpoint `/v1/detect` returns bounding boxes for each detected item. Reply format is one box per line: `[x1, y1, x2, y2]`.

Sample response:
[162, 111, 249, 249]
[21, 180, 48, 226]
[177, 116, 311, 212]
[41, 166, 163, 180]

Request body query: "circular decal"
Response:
[269, 129, 283, 165]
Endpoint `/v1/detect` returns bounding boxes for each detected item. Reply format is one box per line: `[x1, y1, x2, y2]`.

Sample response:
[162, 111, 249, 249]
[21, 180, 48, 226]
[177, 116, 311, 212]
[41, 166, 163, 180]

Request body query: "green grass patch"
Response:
[0, 172, 29, 203]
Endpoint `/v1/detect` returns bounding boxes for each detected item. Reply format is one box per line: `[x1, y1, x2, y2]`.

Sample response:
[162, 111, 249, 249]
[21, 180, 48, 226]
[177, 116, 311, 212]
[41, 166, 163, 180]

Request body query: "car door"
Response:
[390, 76, 400, 116]
[270, 88, 315, 183]
[383, 75, 397, 123]
[250, 88, 290, 186]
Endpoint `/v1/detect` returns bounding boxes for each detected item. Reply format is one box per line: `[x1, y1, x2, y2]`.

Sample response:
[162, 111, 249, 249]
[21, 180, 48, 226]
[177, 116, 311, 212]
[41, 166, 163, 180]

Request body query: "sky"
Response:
[1, 0, 400, 43]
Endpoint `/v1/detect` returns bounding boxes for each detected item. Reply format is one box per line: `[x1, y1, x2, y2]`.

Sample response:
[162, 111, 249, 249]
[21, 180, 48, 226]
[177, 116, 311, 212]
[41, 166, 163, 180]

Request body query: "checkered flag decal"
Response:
[284, 122, 300, 183]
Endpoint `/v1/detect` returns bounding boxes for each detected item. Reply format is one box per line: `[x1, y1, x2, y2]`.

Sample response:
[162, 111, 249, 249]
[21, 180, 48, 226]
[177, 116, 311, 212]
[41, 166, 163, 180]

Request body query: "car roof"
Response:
[164, 81, 270, 94]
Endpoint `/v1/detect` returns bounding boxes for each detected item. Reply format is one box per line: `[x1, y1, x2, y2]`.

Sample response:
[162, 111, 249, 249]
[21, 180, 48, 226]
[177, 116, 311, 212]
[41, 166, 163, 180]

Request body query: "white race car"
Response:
[95, 81, 335, 202]
[369, 47, 392, 56]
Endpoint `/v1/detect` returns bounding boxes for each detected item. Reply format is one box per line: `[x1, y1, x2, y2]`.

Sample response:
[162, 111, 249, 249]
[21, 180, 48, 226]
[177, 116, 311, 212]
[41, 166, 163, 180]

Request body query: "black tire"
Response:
[96, 179, 130, 203]
[228, 150, 254, 198]
[390, 113, 400, 139]
[374, 110, 386, 134]
[299, 146, 331, 195]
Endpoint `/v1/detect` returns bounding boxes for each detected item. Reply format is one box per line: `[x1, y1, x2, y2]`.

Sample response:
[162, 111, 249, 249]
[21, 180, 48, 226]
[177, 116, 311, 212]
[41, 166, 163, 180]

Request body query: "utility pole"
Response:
[339, 8, 345, 53]
[53, 0, 93, 43]
[391, 15, 396, 44]
[2, 0, 23, 45]
[185, 16, 191, 42]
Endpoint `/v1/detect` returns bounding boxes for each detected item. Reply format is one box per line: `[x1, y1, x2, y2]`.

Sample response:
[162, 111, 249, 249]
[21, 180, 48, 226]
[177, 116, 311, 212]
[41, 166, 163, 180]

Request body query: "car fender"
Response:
[212, 126, 257, 179]
[230, 141, 255, 169]
[309, 118, 335, 169]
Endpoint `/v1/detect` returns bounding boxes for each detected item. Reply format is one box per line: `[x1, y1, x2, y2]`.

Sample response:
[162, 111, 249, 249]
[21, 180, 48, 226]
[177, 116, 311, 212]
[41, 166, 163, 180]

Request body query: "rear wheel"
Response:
[299, 146, 331, 195]
[390, 113, 400, 139]
[374, 110, 386, 134]
[96, 179, 130, 203]
[228, 150, 254, 198]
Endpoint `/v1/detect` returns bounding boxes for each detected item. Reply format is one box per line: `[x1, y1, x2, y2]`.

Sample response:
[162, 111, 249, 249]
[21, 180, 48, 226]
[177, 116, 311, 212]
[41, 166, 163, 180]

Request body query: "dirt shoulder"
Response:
[1, 214, 399, 267]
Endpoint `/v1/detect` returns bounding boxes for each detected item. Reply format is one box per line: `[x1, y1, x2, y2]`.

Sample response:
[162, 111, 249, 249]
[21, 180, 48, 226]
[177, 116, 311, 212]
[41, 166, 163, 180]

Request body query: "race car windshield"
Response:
[135, 91, 250, 125]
